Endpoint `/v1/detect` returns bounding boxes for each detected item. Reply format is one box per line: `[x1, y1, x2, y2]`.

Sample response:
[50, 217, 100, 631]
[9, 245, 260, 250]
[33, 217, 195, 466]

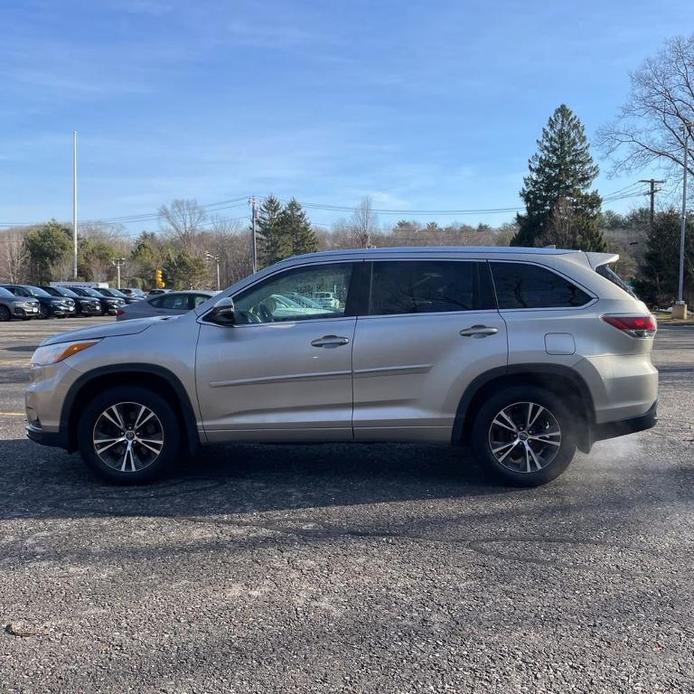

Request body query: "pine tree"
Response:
[512, 104, 606, 251]
[281, 198, 318, 256]
[633, 210, 694, 307]
[256, 195, 290, 268]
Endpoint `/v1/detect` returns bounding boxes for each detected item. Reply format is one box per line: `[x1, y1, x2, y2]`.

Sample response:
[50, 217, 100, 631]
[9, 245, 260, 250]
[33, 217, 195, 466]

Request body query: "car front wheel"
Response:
[471, 386, 576, 487]
[77, 386, 181, 483]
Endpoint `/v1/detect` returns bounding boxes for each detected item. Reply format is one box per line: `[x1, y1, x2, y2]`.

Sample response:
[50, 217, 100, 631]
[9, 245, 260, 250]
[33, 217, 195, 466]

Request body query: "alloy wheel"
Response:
[92, 402, 164, 473]
[488, 401, 562, 473]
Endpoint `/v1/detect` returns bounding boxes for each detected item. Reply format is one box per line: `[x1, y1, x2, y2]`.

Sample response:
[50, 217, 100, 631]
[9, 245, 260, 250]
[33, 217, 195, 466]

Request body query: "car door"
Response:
[352, 259, 508, 443]
[195, 261, 358, 442]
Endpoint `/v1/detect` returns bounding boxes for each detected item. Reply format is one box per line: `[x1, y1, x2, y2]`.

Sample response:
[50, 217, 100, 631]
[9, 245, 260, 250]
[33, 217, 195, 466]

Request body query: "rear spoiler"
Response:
[585, 252, 619, 270]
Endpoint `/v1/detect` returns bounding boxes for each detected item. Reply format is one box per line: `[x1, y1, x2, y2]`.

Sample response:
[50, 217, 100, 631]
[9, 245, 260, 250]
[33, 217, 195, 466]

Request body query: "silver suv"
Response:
[26, 247, 658, 486]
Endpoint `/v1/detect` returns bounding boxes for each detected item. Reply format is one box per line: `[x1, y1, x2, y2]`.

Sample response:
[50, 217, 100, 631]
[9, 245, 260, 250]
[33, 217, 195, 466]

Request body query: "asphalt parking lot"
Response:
[0, 317, 693, 693]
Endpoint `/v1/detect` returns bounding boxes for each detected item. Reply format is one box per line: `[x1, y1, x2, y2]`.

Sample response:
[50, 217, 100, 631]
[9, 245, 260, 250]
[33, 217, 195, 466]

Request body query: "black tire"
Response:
[471, 385, 577, 487]
[0, 305, 10, 321]
[77, 385, 182, 484]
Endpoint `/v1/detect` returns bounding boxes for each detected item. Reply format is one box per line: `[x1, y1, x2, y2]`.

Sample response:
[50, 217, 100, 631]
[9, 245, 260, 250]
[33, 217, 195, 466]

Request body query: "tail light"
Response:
[602, 314, 657, 338]
[116, 309, 124, 316]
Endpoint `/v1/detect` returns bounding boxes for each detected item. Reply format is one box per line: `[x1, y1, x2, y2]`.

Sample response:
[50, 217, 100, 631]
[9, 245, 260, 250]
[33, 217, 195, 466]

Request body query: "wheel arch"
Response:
[62, 364, 201, 454]
[452, 364, 595, 453]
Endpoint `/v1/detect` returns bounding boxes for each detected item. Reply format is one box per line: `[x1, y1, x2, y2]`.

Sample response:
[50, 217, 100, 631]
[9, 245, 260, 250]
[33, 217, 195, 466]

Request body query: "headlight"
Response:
[31, 340, 100, 367]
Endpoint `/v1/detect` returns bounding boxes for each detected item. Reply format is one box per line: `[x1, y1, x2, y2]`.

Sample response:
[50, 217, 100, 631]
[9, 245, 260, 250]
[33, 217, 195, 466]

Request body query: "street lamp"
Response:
[111, 257, 126, 289]
[675, 121, 693, 319]
[205, 252, 221, 291]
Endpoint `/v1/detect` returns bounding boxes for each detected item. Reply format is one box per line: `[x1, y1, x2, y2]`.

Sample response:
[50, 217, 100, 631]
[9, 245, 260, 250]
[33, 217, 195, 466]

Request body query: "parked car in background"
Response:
[0, 284, 76, 319]
[120, 288, 146, 300]
[116, 290, 216, 321]
[147, 288, 171, 296]
[0, 286, 40, 320]
[95, 287, 140, 305]
[40, 286, 102, 317]
[67, 286, 125, 315]
[313, 291, 340, 309]
[25, 247, 658, 486]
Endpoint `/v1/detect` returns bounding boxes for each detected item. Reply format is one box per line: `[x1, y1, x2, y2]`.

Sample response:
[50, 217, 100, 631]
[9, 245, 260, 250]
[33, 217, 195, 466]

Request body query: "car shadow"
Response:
[1, 438, 510, 520]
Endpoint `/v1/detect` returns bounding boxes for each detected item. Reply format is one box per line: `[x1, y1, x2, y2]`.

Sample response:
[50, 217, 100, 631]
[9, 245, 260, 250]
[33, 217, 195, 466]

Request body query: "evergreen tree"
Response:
[633, 210, 694, 307]
[256, 195, 290, 268]
[281, 198, 318, 256]
[512, 104, 606, 251]
[23, 219, 72, 283]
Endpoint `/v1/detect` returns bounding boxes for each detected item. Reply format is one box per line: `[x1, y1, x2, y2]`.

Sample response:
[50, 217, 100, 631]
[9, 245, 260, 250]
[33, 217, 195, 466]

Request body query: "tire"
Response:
[77, 385, 182, 484]
[0, 305, 10, 321]
[471, 385, 577, 487]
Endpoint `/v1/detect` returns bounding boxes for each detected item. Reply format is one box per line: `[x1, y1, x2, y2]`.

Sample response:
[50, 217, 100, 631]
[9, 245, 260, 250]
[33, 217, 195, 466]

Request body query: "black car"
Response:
[68, 286, 125, 315]
[95, 287, 141, 305]
[40, 286, 102, 317]
[0, 284, 76, 319]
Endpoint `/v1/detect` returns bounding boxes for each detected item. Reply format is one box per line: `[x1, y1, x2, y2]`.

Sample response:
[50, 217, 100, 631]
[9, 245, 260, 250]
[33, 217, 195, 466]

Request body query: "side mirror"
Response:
[206, 296, 236, 326]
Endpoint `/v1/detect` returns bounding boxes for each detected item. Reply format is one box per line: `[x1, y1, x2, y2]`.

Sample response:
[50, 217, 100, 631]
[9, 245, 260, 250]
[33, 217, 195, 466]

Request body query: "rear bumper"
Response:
[592, 400, 657, 443]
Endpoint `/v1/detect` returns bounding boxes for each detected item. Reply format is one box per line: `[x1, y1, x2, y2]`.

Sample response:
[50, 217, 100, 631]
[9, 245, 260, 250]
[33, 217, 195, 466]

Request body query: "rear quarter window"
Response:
[491, 262, 591, 309]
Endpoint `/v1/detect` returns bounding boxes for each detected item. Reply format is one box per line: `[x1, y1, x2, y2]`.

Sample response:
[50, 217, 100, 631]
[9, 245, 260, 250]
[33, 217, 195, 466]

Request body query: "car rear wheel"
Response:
[471, 386, 576, 487]
[77, 386, 181, 484]
[0, 305, 10, 321]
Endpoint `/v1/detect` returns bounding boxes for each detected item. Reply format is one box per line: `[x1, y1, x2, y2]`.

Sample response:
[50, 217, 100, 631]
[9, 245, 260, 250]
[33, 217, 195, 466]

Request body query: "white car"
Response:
[313, 291, 340, 309]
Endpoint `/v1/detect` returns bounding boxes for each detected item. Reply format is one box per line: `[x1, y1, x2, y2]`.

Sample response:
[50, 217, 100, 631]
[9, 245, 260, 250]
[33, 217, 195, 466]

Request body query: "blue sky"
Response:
[0, 0, 688, 233]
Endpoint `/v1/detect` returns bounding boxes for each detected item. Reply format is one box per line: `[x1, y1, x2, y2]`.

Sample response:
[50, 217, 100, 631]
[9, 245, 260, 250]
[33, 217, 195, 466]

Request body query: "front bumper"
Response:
[14, 305, 39, 318]
[78, 303, 103, 315]
[593, 400, 658, 443]
[26, 423, 68, 449]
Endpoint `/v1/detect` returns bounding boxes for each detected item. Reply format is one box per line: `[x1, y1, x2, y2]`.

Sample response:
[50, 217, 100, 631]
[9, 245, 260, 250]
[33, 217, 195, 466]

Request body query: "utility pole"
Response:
[72, 130, 78, 279]
[249, 196, 258, 273]
[205, 252, 221, 290]
[112, 257, 126, 289]
[675, 122, 692, 317]
[639, 178, 665, 232]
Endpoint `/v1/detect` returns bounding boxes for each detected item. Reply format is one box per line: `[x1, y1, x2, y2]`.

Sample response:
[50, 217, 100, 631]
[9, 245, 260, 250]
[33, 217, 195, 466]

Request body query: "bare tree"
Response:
[198, 216, 251, 288]
[349, 197, 378, 248]
[597, 34, 694, 183]
[159, 199, 207, 252]
[0, 228, 29, 282]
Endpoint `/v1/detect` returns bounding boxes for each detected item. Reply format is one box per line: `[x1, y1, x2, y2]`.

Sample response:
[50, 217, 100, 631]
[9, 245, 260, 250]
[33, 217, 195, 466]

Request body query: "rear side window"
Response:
[596, 264, 636, 297]
[491, 262, 591, 309]
[368, 261, 494, 315]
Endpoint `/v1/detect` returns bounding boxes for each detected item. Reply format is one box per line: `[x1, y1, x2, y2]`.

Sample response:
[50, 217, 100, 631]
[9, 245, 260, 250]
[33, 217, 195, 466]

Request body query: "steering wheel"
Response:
[256, 302, 273, 323]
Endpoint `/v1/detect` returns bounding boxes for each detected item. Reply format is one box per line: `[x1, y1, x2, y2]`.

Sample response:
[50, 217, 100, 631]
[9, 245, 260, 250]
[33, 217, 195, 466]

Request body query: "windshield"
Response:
[24, 286, 51, 297]
[99, 288, 127, 298]
[0, 287, 14, 298]
[44, 286, 78, 298]
[77, 287, 104, 298]
[56, 286, 78, 298]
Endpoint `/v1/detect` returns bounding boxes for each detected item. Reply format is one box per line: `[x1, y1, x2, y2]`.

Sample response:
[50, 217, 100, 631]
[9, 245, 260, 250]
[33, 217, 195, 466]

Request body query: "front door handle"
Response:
[459, 325, 499, 338]
[311, 335, 350, 348]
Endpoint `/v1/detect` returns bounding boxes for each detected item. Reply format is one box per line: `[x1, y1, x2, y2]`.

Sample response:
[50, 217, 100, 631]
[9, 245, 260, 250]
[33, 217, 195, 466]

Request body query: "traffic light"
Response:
[155, 269, 165, 289]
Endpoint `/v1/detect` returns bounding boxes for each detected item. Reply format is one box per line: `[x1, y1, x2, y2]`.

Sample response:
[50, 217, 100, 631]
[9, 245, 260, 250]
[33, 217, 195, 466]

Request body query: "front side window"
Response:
[491, 262, 591, 309]
[233, 263, 353, 324]
[368, 260, 488, 315]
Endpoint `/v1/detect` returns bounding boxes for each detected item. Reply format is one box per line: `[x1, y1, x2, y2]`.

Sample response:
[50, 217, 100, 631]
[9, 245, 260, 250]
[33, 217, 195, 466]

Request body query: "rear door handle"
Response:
[311, 335, 350, 348]
[459, 325, 499, 338]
